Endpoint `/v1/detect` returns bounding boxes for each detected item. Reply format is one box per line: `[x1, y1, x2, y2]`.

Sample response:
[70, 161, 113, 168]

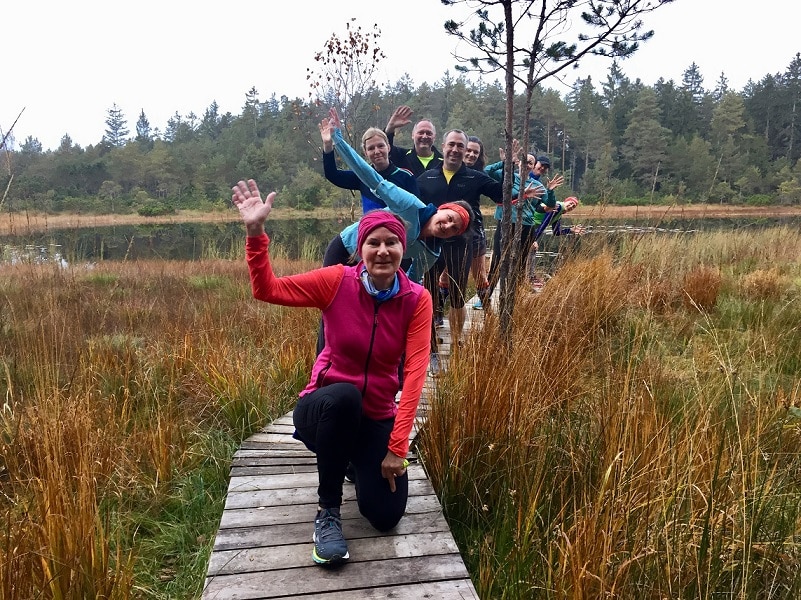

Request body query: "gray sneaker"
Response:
[312, 507, 349, 565]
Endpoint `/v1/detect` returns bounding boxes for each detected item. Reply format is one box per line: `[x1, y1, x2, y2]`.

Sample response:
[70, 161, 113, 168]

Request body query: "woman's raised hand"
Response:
[232, 179, 276, 236]
[318, 116, 334, 152]
[328, 107, 342, 130]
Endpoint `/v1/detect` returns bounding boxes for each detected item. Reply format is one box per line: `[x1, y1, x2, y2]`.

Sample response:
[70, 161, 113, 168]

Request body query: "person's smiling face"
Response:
[424, 208, 464, 238]
[464, 141, 482, 167]
[412, 121, 435, 155]
[441, 131, 467, 171]
[361, 226, 403, 289]
[364, 134, 390, 170]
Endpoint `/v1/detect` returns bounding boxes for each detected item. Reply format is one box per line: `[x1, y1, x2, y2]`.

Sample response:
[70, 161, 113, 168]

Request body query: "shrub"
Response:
[682, 265, 722, 310]
[137, 200, 176, 217]
[740, 268, 785, 300]
[744, 194, 773, 207]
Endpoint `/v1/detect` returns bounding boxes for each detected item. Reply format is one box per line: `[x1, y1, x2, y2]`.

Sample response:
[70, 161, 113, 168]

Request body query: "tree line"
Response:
[4, 54, 801, 216]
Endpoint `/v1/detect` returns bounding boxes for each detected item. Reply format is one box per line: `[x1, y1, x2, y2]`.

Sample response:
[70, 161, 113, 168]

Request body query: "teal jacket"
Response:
[332, 128, 439, 283]
[485, 160, 555, 226]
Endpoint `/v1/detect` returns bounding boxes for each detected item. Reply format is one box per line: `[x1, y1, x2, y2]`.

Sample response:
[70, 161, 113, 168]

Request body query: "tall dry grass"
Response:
[0, 250, 318, 598]
[422, 226, 801, 599]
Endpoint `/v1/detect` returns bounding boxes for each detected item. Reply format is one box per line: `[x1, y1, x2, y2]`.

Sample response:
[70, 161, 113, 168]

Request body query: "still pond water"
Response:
[2, 214, 800, 265]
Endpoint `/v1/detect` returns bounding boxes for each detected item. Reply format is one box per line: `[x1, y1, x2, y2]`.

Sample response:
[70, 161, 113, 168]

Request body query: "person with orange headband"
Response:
[319, 108, 473, 284]
[233, 181, 432, 566]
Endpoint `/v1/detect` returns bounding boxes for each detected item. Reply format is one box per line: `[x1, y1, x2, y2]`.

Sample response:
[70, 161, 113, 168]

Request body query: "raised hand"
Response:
[231, 179, 276, 236]
[522, 182, 545, 201]
[546, 173, 565, 190]
[511, 138, 522, 162]
[385, 105, 412, 133]
[318, 116, 334, 152]
[318, 118, 334, 152]
[328, 107, 343, 130]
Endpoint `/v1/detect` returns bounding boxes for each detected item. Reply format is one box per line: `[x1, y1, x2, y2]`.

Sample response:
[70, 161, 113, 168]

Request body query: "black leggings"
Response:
[292, 383, 409, 532]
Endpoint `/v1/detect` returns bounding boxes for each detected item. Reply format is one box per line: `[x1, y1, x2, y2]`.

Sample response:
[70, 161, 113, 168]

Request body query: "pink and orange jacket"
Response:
[246, 233, 432, 457]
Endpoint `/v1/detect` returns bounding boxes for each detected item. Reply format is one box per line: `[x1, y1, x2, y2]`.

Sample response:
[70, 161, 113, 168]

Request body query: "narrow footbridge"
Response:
[202, 308, 482, 599]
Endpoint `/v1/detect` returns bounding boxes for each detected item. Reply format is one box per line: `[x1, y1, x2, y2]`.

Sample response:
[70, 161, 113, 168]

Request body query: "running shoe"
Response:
[344, 462, 356, 484]
[312, 507, 349, 565]
[472, 298, 483, 310]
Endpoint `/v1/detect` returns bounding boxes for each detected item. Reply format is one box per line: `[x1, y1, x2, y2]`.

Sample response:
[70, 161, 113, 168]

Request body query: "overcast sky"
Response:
[3, 0, 797, 151]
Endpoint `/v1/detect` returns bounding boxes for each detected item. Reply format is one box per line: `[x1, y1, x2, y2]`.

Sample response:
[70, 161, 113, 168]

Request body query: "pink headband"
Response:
[357, 211, 407, 253]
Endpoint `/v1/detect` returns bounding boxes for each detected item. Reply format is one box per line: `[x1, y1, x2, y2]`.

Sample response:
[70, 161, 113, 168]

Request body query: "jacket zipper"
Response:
[362, 303, 380, 396]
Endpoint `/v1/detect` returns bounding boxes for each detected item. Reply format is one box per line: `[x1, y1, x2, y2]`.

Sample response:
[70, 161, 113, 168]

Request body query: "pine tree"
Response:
[135, 109, 153, 149]
[621, 87, 669, 189]
[103, 103, 129, 148]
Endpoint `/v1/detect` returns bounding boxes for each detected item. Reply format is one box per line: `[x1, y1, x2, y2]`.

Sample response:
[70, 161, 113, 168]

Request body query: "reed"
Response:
[0, 248, 318, 598]
[422, 226, 801, 599]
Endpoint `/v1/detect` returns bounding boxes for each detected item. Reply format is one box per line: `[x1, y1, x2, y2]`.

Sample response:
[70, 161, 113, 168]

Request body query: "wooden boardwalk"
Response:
[202, 304, 484, 599]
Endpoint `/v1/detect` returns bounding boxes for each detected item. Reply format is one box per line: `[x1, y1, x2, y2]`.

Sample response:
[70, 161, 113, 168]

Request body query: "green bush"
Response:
[744, 194, 773, 207]
[137, 200, 176, 217]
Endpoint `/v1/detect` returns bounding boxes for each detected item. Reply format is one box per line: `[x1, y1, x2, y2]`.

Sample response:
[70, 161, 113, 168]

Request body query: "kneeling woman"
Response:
[233, 180, 432, 566]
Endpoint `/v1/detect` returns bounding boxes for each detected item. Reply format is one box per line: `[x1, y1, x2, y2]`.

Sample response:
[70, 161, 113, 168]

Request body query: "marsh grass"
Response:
[422, 226, 801, 599]
[0, 247, 318, 598]
[4, 226, 801, 598]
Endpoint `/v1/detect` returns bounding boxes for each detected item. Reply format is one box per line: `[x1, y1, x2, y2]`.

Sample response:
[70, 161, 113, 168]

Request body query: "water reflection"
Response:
[0, 219, 344, 264]
[2, 215, 800, 265]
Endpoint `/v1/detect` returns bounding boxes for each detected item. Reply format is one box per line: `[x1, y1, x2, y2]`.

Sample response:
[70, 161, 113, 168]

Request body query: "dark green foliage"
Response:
[137, 200, 176, 217]
[7, 51, 801, 211]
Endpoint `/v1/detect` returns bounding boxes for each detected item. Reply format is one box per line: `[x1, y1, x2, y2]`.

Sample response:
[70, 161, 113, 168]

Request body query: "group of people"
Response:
[231, 105, 585, 567]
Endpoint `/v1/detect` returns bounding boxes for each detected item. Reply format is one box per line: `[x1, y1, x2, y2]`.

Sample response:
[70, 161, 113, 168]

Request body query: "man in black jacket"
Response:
[384, 105, 443, 177]
[416, 129, 504, 348]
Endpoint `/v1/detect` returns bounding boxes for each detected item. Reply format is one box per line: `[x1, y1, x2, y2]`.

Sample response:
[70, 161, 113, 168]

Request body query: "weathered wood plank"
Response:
[219, 494, 444, 529]
[258, 580, 478, 600]
[231, 455, 316, 466]
[208, 511, 453, 551]
[202, 555, 474, 599]
[222, 476, 433, 510]
[229, 463, 319, 477]
[225, 463, 425, 493]
[207, 532, 462, 575]
[233, 447, 313, 458]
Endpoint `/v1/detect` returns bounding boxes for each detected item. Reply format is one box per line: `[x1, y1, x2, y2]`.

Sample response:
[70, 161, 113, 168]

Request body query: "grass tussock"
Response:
[0, 249, 318, 598]
[422, 226, 801, 599]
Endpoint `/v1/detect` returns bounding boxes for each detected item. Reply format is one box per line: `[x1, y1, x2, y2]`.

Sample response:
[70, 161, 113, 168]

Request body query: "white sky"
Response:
[3, 0, 798, 151]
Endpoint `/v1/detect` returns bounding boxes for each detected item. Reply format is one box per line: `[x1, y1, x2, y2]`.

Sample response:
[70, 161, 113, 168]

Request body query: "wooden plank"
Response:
[222, 477, 434, 511]
[243, 432, 302, 444]
[229, 463, 318, 477]
[262, 580, 478, 600]
[219, 495, 444, 529]
[225, 463, 426, 493]
[207, 532, 462, 575]
[202, 554, 475, 599]
[208, 511, 453, 551]
[234, 448, 313, 458]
